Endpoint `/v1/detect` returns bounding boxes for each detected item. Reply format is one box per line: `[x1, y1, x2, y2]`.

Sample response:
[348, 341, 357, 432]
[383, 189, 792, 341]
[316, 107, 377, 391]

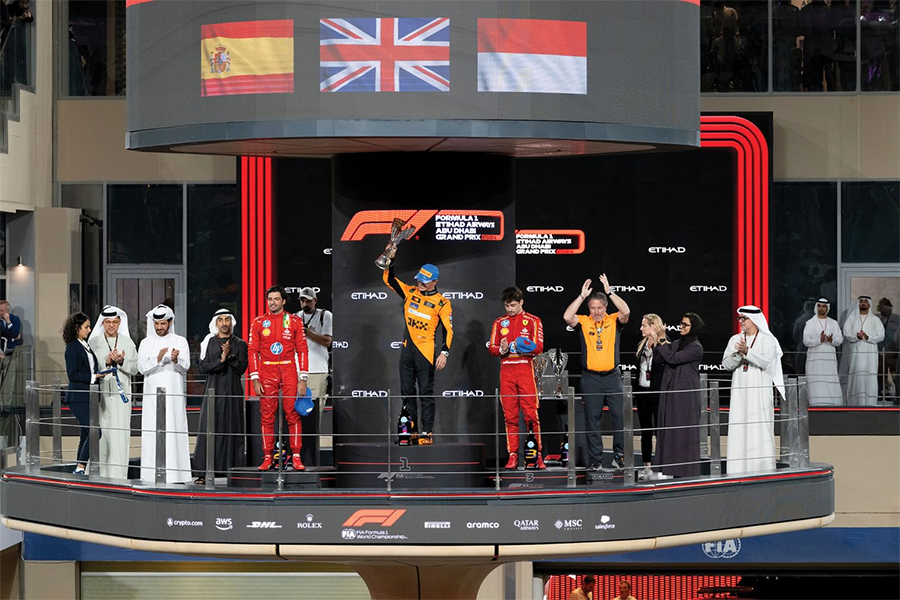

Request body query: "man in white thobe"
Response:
[723, 305, 785, 475]
[802, 298, 844, 406]
[138, 305, 191, 483]
[843, 295, 885, 406]
[88, 305, 137, 479]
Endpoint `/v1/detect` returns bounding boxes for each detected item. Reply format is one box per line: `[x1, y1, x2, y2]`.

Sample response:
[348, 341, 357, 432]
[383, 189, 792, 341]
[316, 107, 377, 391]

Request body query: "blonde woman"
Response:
[636, 314, 668, 480]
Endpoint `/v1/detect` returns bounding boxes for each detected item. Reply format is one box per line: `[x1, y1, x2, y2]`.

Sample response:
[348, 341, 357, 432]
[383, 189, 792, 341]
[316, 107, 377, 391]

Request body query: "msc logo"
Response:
[351, 292, 388, 300]
[351, 390, 388, 397]
[443, 291, 484, 300]
[554, 519, 583, 531]
[610, 285, 646, 293]
[690, 285, 728, 292]
[343, 509, 407, 528]
[648, 247, 686, 254]
[526, 286, 565, 293]
[215, 518, 233, 531]
[247, 521, 282, 529]
[702, 539, 741, 559]
[442, 390, 485, 397]
[332, 340, 349, 349]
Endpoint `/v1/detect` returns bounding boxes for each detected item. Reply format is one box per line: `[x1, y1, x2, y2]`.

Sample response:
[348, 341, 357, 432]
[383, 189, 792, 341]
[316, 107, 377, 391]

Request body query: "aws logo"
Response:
[526, 286, 565, 293]
[648, 247, 686, 254]
[343, 509, 406, 528]
[351, 292, 388, 300]
[690, 285, 728, 292]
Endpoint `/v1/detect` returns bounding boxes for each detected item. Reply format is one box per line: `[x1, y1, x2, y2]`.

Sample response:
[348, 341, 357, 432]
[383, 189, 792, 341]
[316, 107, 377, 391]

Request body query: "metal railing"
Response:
[15, 371, 816, 493]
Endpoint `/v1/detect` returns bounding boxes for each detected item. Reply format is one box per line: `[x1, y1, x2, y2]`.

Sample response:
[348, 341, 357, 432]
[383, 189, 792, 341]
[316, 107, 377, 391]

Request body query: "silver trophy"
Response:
[375, 218, 417, 270]
[550, 349, 569, 398]
[532, 354, 549, 399]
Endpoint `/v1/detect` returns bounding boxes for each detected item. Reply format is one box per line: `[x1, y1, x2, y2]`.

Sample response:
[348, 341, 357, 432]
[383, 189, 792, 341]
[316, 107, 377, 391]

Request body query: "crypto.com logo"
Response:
[341, 210, 504, 241]
[343, 509, 407, 528]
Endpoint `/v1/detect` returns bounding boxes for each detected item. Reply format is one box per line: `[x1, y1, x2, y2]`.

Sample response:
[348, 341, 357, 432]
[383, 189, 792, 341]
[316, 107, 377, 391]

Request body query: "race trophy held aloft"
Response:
[375, 218, 417, 270]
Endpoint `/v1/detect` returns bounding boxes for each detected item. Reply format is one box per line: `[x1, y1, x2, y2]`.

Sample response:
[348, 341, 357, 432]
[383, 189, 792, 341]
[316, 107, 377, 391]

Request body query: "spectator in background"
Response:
[843, 295, 885, 406]
[569, 575, 594, 600]
[62, 312, 105, 475]
[613, 580, 636, 600]
[877, 298, 899, 397]
[791, 298, 817, 374]
[0, 300, 24, 409]
[635, 314, 667, 481]
[803, 298, 844, 406]
[297, 287, 332, 418]
[800, 0, 836, 91]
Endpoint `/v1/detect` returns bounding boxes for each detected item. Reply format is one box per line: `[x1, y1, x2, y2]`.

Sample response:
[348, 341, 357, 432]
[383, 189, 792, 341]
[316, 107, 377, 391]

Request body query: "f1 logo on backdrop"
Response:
[343, 509, 407, 527]
[341, 210, 504, 241]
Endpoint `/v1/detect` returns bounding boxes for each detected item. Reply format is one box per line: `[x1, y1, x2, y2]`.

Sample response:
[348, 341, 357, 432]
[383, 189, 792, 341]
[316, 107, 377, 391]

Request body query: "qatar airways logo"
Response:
[351, 292, 388, 300]
[351, 390, 389, 397]
[648, 247, 686, 254]
[442, 390, 485, 397]
[443, 291, 484, 300]
[526, 286, 565, 293]
[690, 285, 728, 292]
[609, 285, 645, 293]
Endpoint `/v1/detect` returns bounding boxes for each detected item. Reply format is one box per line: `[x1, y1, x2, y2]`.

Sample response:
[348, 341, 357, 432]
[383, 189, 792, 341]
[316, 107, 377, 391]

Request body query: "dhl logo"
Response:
[342, 509, 407, 528]
[341, 210, 504, 241]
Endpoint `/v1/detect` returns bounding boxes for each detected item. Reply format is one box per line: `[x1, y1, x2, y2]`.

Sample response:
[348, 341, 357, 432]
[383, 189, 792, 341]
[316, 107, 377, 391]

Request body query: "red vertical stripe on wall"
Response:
[241, 157, 249, 340]
[265, 158, 273, 290]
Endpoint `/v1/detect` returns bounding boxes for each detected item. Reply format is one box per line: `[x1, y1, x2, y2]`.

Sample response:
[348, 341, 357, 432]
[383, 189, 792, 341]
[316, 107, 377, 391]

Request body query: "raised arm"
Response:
[563, 279, 593, 327]
[598, 274, 630, 323]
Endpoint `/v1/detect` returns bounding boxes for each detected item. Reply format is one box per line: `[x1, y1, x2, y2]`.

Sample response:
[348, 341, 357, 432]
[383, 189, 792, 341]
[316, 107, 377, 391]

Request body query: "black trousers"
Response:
[67, 401, 100, 464]
[581, 370, 624, 464]
[399, 346, 435, 433]
[635, 392, 659, 464]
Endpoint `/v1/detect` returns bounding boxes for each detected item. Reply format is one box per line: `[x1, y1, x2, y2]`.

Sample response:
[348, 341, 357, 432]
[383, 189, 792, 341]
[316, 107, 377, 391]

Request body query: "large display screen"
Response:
[126, 0, 699, 153]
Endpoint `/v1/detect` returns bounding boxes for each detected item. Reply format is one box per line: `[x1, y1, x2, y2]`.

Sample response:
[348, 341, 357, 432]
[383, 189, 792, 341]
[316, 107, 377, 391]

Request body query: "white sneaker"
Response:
[638, 467, 653, 481]
[650, 472, 673, 480]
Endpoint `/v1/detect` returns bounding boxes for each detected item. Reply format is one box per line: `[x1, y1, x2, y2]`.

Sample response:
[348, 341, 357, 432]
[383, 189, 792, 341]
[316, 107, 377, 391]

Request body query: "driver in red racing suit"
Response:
[248, 286, 309, 471]
[488, 286, 545, 470]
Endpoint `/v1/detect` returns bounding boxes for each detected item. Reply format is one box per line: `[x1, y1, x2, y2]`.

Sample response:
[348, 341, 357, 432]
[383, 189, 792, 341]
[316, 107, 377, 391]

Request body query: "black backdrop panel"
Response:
[331, 154, 515, 446]
[515, 148, 736, 374]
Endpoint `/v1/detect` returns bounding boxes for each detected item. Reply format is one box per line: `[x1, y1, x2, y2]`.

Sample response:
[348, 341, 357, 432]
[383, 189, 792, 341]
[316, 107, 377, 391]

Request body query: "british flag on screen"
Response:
[319, 17, 450, 92]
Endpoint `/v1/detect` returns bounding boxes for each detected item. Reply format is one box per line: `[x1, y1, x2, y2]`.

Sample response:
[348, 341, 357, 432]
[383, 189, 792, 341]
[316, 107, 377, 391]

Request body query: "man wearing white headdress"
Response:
[88, 305, 137, 479]
[138, 305, 191, 483]
[802, 298, 844, 406]
[722, 306, 785, 475]
[191, 308, 247, 485]
[843, 295, 885, 406]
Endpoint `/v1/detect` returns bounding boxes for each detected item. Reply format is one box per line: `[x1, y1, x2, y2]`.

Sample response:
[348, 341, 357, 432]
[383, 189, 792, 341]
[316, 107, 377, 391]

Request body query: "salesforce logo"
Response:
[690, 285, 728, 292]
[648, 247, 686, 254]
[526, 286, 565, 293]
[351, 292, 388, 300]
[701, 539, 741, 559]
[443, 292, 484, 300]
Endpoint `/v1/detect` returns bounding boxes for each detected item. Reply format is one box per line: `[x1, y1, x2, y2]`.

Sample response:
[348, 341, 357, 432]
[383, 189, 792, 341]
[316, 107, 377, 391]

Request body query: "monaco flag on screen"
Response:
[201, 20, 294, 97]
[477, 19, 586, 95]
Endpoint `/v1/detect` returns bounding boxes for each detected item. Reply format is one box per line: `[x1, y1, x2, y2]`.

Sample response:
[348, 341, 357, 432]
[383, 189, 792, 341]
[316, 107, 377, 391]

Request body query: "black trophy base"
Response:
[488, 467, 586, 489]
[334, 443, 485, 489]
[227, 466, 335, 490]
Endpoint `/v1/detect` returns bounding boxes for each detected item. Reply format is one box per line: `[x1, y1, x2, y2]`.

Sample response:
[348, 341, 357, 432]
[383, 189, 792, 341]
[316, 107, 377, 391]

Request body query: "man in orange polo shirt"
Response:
[563, 275, 631, 470]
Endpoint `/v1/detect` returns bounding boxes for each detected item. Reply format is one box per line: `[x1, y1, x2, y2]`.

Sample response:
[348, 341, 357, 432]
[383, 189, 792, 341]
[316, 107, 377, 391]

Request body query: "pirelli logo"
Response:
[342, 509, 407, 528]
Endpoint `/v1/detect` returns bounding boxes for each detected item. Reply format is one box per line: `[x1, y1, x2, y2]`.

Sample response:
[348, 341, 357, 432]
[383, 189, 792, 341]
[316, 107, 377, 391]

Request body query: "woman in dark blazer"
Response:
[63, 312, 104, 474]
[636, 313, 669, 481]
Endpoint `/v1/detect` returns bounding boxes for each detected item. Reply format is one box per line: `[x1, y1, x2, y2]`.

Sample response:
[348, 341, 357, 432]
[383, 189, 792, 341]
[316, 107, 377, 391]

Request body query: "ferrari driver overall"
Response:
[383, 255, 453, 445]
[248, 286, 309, 471]
[488, 286, 545, 469]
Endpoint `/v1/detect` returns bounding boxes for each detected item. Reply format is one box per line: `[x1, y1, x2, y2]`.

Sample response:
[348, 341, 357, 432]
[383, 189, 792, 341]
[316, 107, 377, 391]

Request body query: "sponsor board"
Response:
[515, 230, 585, 255]
[297, 514, 323, 529]
[442, 390, 484, 397]
[467, 521, 499, 529]
[332, 340, 349, 349]
[215, 518, 233, 531]
[690, 285, 728, 292]
[594, 515, 616, 530]
[442, 291, 484, 300]
[648, 247, 686, 253]
[247, 521, 282, 529]
[424, 521, 451, 529]
[554, 519, 583, 531]
[351, 390, 389, 397]
[513, 519, 540, 531]
[434, 213, 503, 241]
[341, 509, 409, 541]
[342, 210, 504, 242]
[609, 285, 645, 293]
[700, 364, 727, 371]
[526, 285, 565, 293]
[285, 286, 322, 294]
[167, 518, 203, 528]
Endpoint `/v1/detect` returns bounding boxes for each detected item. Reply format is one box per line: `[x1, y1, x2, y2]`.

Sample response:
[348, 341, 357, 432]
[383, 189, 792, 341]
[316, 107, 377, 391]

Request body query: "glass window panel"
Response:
[0, 0, 34, 97]
[186, 184, 240, 353]
[61, 184, 104, 317]
[771, 182, 838, 375]
[107, 185, 183, 264]
[861, 0, 900, 91]
[701, 0, 769, 93]
[794, 0, 858, 92]
[841, 181, 900, 263]
[66, 0, 126, 96]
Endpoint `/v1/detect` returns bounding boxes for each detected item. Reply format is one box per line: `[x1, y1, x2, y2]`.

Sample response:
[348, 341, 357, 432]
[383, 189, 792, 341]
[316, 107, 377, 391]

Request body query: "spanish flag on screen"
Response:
[201, 20, 294, 97]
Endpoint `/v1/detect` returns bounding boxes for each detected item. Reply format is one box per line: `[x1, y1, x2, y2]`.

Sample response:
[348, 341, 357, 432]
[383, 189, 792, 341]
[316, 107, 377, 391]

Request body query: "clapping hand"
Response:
[220, 340, 231, 362]
[736, 335, 749, 355]
[171, 348, 180, 363]
[598, 273, 611, 294]
[580, 278, 593, 299]
[157, 347, 169, 362]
